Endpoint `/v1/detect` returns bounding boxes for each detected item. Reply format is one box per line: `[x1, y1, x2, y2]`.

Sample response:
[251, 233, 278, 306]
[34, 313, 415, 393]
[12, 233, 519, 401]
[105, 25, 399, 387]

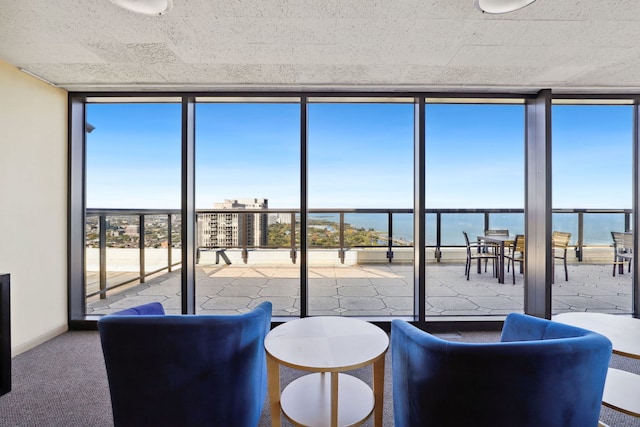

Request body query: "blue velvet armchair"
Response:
[98, 301, 272, 427]
[392, 313, 612, 427]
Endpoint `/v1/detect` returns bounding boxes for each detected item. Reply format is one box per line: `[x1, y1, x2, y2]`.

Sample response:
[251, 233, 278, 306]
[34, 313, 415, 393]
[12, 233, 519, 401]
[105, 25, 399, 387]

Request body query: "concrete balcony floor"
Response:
[86, 261, 633, 317]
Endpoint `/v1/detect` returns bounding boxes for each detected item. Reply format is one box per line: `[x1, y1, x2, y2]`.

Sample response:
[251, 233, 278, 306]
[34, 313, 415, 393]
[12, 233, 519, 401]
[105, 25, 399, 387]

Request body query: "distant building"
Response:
[198, 198, 268, 248]
[123, 225, 139, 237]
[268, 213, 293, 225]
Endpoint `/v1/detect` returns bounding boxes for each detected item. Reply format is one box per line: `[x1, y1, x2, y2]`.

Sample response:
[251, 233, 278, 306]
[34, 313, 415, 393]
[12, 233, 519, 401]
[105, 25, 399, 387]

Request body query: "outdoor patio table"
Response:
[477, 234, 514, 284]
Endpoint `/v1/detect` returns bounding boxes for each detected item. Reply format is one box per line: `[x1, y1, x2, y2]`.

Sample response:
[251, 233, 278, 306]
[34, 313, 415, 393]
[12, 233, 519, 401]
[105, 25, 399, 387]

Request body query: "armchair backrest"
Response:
[98, 301, 272, 427]
[391, 313, 611, 427]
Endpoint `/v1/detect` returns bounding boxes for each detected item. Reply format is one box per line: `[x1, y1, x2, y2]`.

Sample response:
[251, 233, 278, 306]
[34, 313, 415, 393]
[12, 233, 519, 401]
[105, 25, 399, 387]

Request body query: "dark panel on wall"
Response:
[0, 274, 10, 395]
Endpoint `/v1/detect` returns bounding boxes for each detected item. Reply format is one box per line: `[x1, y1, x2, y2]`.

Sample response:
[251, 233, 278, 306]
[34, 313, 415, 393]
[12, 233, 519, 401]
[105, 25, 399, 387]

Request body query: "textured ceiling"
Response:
[2, 0, 640, 93]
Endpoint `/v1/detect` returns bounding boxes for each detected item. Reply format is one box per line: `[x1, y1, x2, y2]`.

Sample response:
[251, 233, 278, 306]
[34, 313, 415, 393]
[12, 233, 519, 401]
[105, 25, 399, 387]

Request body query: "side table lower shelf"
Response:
[602, 368, 640, 418]
[280, 373, 374, 427]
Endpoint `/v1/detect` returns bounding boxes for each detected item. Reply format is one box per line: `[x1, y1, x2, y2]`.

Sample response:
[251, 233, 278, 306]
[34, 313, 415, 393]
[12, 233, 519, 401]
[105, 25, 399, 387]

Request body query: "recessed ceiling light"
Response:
[110, 0, 173, 16]
[474, 0, 536, 14]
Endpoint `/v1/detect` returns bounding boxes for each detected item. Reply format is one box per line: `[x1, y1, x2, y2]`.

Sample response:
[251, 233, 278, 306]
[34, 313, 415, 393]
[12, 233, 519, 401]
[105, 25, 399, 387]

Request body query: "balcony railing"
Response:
[86, 209, 182, 299]
[85, 207, 632, 299]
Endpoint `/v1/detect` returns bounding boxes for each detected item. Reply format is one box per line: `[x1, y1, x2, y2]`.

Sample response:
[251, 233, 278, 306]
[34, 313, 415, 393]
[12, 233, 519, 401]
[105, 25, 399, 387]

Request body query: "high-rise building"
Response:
[268, 213, 293, 225]
[198, 198, 268, 248]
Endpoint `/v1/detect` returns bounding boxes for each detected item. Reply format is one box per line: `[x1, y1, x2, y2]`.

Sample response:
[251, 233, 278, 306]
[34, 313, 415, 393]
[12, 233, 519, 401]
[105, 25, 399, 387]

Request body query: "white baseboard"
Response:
[12, 324, 68, 357]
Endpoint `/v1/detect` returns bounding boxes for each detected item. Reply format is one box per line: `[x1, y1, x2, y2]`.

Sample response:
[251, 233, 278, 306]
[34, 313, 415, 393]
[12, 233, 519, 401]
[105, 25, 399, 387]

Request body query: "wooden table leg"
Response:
[373, 354, 385, 427]
[266, 353, 281, 427]
[331, 371, 339, 427]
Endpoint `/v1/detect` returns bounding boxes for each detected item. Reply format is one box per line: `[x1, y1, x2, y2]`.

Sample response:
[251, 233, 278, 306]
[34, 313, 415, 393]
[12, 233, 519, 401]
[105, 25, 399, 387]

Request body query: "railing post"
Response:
[167, 214, 173, 272]
[290, 212, 297, 264]
[240, 212, 248, 264]
[387, 212, 394, 263]
[484, 212, 490, 234]
[99, 214, 107, 299]
[435, 212, 442, 262]
[139, 214, 145, 283]
[625, 211, 631, 232]
[338, 212, 345, 264]
[577, 212, 584, 262]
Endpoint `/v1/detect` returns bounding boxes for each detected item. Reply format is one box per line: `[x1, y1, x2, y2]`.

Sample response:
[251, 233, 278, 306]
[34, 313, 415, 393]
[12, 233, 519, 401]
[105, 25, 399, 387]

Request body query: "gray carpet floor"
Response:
[0, 329, 638, 426]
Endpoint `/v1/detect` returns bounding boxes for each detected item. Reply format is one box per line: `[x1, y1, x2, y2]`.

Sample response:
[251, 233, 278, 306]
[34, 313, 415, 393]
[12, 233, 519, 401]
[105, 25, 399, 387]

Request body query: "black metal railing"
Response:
[86, 207, 632, 299]
[196, 208, 414, 264]
[85, 209, 181, 299]
[195, 207, 633, 263]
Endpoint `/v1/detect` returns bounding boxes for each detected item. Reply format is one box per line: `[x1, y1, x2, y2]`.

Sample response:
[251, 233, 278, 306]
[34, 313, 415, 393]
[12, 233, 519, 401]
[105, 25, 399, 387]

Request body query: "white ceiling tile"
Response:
[0, 42, 103, 65]
[2, 0, 640, 91]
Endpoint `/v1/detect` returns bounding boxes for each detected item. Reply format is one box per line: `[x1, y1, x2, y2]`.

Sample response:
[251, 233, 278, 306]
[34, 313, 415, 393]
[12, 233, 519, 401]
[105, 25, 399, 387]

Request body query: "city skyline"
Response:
[86, 102, 633, 210]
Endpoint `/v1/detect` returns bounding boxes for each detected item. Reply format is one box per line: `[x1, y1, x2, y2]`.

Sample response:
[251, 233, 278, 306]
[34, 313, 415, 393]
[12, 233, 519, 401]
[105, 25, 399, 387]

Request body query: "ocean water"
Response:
[309, 212, 628, 246]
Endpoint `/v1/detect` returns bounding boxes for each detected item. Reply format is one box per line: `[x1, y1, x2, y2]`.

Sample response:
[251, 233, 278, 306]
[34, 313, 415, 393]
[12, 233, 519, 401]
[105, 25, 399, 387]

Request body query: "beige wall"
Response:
[0, 60, 68, 355]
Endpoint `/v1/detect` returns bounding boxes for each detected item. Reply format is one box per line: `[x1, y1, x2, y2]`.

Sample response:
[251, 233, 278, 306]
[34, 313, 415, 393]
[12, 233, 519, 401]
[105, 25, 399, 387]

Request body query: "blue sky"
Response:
[552, 105, 632, 209]
[86, 102, 633, 210]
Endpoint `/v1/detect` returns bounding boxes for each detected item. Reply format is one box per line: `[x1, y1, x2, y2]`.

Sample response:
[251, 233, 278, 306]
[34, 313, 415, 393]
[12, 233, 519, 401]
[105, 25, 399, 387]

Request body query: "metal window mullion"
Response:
[300, 97, 309, 317]
[68, 96, 87, 320]
[181, 96, 196, 314]
[414, 97, 426, 324]
[524, 89, 552, 319]
[632, 101, 640, 318]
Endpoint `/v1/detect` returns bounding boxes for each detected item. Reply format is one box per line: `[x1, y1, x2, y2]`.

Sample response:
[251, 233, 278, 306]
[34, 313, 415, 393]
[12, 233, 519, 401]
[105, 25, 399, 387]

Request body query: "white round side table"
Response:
[264, 316, 389, 427]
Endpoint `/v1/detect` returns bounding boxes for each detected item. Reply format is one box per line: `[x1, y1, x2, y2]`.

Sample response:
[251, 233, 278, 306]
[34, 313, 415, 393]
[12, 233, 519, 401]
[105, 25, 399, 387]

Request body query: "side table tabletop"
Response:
[553, 312, 640, 359]
[553, 312, 640, 420]
[264, 316, 389, 427]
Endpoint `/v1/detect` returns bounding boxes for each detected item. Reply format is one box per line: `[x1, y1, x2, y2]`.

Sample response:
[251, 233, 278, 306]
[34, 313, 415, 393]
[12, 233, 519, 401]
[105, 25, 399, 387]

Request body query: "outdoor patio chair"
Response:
[611, 231, 633, 276]
[463, 231, 498, 280]
[505, 234, 525, 284]
[98, 301, 272, 427]
[391, 313, 612, 427]
[552, 231, 571, 281]
[484, 229, 509, 237]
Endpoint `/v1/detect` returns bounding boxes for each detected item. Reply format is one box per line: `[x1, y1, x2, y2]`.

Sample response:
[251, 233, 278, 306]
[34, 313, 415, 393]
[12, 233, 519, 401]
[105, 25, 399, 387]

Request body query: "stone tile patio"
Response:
[87, 262, 633, 317]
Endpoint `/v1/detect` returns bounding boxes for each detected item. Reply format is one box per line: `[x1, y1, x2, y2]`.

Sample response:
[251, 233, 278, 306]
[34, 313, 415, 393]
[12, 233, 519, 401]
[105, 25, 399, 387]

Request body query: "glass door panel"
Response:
[195, 102, 300, 316]
[552, 104, 633, 315]
[85, 103, 182, 314]
[307, 102, 414, 317]
[425, 103, 525, 316]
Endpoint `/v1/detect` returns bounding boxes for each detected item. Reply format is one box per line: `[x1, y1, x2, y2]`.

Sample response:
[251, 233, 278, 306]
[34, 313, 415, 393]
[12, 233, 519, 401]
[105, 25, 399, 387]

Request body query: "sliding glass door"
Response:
[307, 101, 414, 317]
[424, 102, 525, 316]
[194, 101, 300, 316]
[72, 94, 638, 322]
[551, 102, 633, 315]
[85, 101, 182, 314]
